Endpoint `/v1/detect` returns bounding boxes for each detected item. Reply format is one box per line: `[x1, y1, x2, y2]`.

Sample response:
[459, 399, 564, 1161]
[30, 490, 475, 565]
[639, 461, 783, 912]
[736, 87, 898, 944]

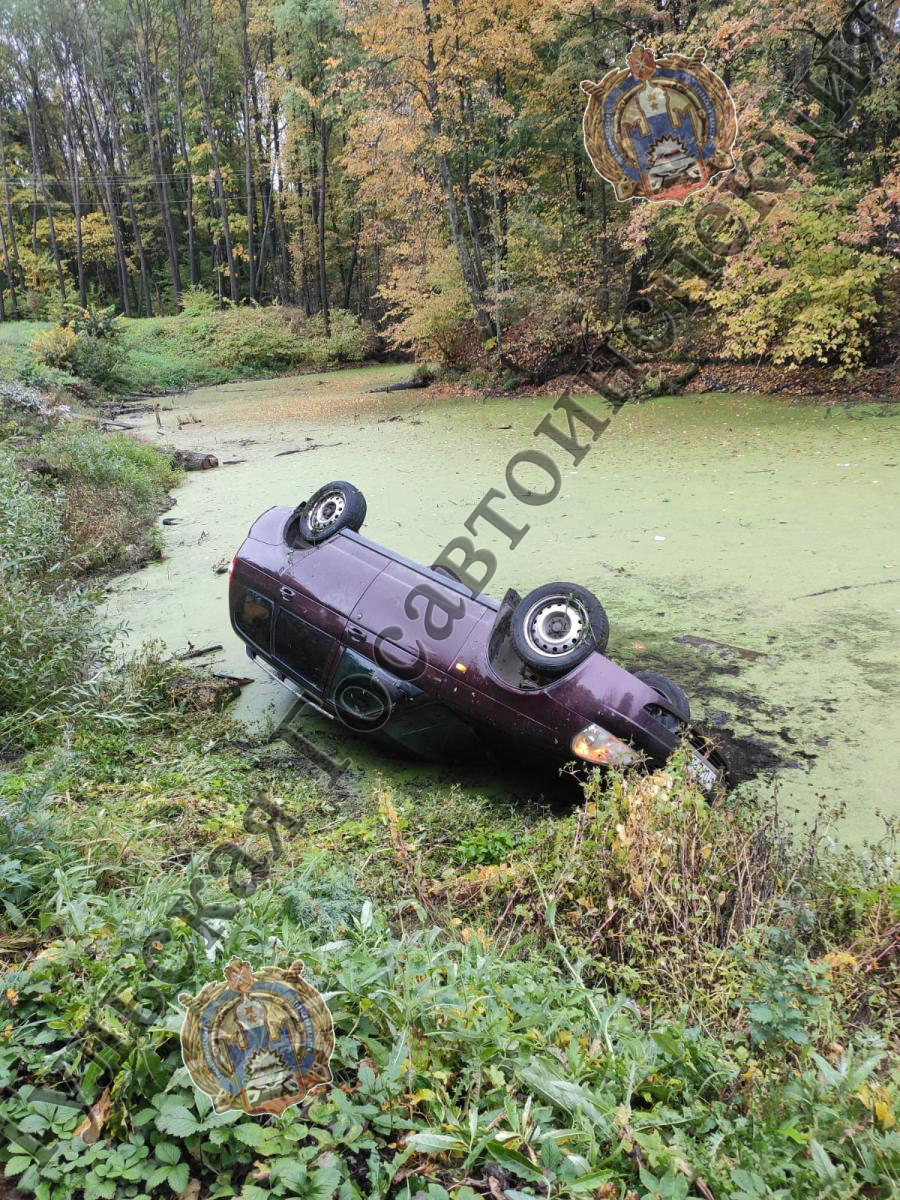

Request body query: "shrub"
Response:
[14, 357, 79, 394]
[178, 284, 218, 316]
[0, 571, 100, 731]
[0, 449, 65, 578]
[711, 186, 889, 374]
[70, 333, 121, 387]
[57, 301, 120, 340]
[29, 325, 77, 371]
[39, 425, 177, 501]
[209, 306, 303, 369]
[288, 308, 377, 366]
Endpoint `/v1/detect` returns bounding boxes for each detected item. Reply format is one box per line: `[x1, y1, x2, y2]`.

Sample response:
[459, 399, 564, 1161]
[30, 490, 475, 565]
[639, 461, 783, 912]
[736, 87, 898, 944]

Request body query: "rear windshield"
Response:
[234, 589, 274, 648]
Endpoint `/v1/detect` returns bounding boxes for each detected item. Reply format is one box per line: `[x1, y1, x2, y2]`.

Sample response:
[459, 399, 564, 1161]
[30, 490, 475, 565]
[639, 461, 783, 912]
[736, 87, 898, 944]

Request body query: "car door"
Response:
[347, 557, 490, 684]
[270, 601, 343, 696]
[274, 532, 389, 695]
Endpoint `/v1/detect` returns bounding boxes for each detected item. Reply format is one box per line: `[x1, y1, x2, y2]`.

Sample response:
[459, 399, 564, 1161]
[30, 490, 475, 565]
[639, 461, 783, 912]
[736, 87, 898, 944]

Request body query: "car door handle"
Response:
[347, 624, 366, 643]
[280, 586, 296, 600]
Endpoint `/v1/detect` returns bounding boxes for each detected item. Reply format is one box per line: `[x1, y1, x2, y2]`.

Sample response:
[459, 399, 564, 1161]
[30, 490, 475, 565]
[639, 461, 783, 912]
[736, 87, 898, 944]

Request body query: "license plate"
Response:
[689, 751, 719, 792]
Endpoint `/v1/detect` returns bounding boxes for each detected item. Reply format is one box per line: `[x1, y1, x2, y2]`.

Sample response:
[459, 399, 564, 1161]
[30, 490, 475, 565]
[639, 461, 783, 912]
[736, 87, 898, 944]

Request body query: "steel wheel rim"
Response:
[523, 597, 587, 657]
[310, 490, 346, 531]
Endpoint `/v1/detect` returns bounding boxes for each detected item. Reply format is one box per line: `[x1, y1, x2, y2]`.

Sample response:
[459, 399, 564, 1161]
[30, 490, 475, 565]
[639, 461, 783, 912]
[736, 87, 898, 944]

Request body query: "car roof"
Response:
[340, 529, 500, 612]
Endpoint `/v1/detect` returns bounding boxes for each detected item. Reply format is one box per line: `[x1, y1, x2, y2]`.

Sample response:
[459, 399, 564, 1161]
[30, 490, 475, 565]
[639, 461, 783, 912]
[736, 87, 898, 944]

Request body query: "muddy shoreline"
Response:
[101, 357, 900, 421]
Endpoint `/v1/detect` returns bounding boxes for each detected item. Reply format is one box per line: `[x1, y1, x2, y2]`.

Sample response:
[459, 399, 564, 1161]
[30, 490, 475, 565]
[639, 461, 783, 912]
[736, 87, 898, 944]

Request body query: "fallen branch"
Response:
[794, 578, 899, 599]
[176, 643, 223, 660]
[274, 442, 342, 457]
[75, 412, 135, 429]
[676, 634, 766, 661]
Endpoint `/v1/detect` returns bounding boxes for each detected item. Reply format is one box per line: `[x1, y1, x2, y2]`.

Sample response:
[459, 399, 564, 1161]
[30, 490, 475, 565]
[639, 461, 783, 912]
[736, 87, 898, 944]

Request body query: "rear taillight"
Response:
[228, 554, 238, 583]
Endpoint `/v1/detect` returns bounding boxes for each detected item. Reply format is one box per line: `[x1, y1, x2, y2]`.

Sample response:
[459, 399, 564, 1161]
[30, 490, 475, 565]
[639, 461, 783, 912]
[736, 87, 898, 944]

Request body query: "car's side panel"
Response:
[441, 627, 583, 760]
[246, 505, 291, 545]
[350, 558, 491, 672]
[280, 535, 388, 618]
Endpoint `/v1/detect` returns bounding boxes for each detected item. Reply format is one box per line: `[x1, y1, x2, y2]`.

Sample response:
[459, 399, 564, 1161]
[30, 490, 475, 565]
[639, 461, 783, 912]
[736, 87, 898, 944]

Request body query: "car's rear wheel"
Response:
[511, 582, 608, 675]
[635, 670, 690, 732]
[298, 480, 367, 543]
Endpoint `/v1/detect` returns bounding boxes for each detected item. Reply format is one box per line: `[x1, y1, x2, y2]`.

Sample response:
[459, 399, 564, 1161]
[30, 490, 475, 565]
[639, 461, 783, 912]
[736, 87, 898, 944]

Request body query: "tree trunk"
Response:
[419, 0, 493, 340]
[53, 43, 86, 307]
[24, 95, 66, 301]
[342, 216, 360, 310]
[0, 119, 23, 297]
[175, 27, 200, 287]
[240, 0, 256, 300]
[317, 116, 330, 335]
[0, 209, 19, 318]
[178, 2, 239, 305]
[72, 53, 132, 316]
[129, 0, 181, 309]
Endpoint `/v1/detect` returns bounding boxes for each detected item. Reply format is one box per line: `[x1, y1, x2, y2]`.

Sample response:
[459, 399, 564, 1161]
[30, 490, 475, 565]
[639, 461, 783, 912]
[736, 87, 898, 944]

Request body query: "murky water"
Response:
[107, 366, 900, 844]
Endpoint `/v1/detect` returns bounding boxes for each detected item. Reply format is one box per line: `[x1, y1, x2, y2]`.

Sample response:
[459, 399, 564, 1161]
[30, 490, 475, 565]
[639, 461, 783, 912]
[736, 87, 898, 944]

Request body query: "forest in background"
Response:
[0, 0, 897, 380]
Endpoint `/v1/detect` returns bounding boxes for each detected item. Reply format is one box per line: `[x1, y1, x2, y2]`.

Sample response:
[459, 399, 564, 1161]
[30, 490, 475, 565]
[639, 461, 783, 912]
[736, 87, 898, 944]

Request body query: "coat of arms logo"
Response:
[581, 44, 737, 204]
[179, 957, 334, 1116]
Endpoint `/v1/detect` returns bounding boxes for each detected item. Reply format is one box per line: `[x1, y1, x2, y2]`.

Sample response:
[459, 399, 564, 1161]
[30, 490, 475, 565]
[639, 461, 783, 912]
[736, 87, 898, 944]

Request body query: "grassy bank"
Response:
[1, 674, 897, 1200]
[0, 383, 178, 751]
[1, 385, 898, 1199]
[0, 299, 377, 402]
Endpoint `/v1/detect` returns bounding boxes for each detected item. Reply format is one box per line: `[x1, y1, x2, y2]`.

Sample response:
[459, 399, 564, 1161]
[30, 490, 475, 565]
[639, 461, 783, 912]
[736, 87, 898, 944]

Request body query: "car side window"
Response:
[272, 608, 337, 691]
[235, 589, 274, 649]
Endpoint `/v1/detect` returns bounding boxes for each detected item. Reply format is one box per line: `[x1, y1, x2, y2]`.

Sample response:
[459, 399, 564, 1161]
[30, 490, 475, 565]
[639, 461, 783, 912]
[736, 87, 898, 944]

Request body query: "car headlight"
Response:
[571, 724, 638, 766]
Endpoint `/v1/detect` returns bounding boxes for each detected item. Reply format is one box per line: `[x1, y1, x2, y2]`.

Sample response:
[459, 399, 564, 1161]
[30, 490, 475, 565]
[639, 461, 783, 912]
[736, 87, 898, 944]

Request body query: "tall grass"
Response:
[0, 417, 177, 750]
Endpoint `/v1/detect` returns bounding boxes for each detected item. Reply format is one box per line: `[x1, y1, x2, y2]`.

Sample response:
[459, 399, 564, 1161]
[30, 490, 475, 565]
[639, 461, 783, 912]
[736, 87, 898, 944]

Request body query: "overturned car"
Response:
[229, 480, 725, 790]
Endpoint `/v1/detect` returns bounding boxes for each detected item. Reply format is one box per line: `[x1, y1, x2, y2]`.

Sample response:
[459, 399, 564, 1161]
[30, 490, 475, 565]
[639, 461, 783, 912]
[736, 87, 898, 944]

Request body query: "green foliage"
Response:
[711, 188, 890, 375]
[454, 824, 516, 866]
[0, 447, 98, 728]
[739, 933, 831, 1048]
[69, 337, 120, 388]
[0, 652, 896, 1199]
[290, 310, 377, 366]
[0, 449, 65, 578]
[38, 426, 176, 502]
[0, 571, 99, 730]
[177, 285, 218, 317]
[54, 302, 121, 341]
[1, 865, 897, 1200]
[0, 418, 178, 746]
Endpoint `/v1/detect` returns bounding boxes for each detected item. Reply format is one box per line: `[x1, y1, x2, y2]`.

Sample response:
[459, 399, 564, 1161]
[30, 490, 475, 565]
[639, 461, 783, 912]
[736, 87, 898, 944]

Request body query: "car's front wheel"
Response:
[511, 582, 608, 675]
[298, 480, 367, 543]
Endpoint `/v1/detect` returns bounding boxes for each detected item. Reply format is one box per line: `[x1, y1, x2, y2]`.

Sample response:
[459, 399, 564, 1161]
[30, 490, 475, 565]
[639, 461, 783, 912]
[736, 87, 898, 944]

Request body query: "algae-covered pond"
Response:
[107, 365, 900, 844]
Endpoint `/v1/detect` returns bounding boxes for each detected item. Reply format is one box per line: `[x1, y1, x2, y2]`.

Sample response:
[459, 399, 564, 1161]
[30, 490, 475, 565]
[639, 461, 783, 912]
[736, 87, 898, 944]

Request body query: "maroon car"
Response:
[229, 480, 725, 789]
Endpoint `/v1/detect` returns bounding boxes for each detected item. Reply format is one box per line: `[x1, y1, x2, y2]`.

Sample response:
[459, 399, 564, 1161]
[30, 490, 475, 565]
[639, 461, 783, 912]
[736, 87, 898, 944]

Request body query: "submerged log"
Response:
[172, 449, 219, 471]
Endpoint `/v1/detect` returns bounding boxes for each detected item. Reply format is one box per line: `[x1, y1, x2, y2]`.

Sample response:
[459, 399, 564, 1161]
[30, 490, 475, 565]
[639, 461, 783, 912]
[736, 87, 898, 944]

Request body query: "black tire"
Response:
[635, 670, 691, 729]
[511, 582, 608, 675]
[298, 480, 366, 543]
